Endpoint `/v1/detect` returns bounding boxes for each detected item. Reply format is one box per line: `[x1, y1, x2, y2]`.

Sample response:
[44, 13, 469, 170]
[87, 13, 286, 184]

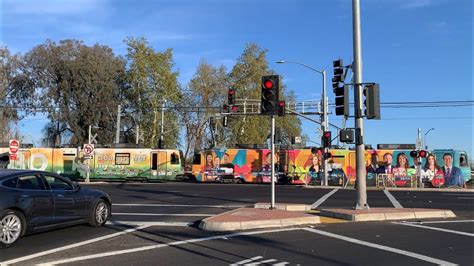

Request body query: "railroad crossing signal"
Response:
[261, 75, 280, 116]
[410, 150, 427, 158]
[228, 89, 236, 105]
[322, 131, 332, 148]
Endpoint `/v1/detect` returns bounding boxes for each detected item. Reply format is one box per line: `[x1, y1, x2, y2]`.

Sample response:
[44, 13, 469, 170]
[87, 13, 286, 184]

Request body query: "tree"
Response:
[23, 39, 126, 146]
[183, 60, 228, 159]
[226, 43, 302, 147]
[0, 47, 36, 143]
[124, 37, 181, 148]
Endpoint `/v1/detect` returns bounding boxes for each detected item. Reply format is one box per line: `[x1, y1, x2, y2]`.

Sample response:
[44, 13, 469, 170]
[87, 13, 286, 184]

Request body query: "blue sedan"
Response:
[0, 169, 112, 248]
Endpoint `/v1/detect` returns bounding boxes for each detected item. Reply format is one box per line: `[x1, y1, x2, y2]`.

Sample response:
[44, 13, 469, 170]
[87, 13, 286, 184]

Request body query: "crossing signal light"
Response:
[334, 85, 349, 116]
[261, 75, 280, 115]
[228, 89, 236, 105]
[278, 101, 285, 117]
[231, 105, 239, 112]
[222, 104, 229, 113]
[322, 131, 332, 148]
[410, 150, 427, 158]
[363, 83, 381, 120]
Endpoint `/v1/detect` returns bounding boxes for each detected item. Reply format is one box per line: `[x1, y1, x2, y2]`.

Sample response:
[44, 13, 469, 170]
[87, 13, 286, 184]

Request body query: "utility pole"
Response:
[271, 115, 276, 209]
[321, 70, 328, 186]
[353, 0, 368, 209]
[115, 104, 121, 144]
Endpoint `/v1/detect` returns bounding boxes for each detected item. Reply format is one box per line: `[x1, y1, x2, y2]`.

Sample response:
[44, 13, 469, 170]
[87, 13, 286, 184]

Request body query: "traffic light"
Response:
[277, 101, 285, 117]
[410, 150, 427, 158]
[228, 89, 236, 105]
[363, 83, 381, 120]
[419, 150, 427, 158]
[222, 104, 229, 113]
[230, 105, 239, 113]
[322, 131, 332, 148]
[334, 85, 349, 116]
[332, 59, 344, 89]
[261, 75, 280, 115]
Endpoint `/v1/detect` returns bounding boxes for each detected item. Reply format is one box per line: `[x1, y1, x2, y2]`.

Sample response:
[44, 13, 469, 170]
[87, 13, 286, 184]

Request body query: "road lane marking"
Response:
[457, 197, 474, 200]
[392, 222, 474, 237]
[383, 189, 403, 208]
[0, 225, 151, 265]
[108, 221, 192, 227]
[311, 188, 339, 209]
[251, 259, 277, 265]
[113, 212, 214, 217]
[303, 228, 457, 266]
[404, 220, 474, 224]
[38, 228, 300, 265]
[442, 193, 473, 196]
[230, 256, 263, 265]
[113, 203, 250, 208]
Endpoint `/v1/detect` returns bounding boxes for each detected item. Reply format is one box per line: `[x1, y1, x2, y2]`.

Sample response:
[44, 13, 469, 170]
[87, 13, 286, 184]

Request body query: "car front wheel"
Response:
[0, 210, 25, 248]
[88, 200, 110, 227]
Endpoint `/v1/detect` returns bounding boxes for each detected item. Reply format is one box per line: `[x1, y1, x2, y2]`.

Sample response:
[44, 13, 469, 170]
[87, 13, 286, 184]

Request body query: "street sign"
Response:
[83, 144, 95, 156]
[9, 139, 20, 160]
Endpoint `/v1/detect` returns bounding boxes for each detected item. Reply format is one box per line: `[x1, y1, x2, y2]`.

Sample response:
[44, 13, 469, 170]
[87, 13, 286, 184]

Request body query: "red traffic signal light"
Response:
[263, 79, 274, 89]
[419, 150, 427, 158]
[322, 131, 332, 148]
[278, 101, 285, 117]
[231, 105, 239, 112]
[261, 75, 280, 115]
[222, 104, 229, 113]
[228, 89, 236, 105]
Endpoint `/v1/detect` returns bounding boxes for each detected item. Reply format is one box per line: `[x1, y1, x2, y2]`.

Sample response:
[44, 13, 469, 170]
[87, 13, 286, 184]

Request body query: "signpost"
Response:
[9, 139, 20, 161]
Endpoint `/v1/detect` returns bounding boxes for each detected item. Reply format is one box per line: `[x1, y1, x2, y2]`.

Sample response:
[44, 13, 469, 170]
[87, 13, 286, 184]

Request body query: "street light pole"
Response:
[424, 128, 435, 149]
[276, 60, 328, 186]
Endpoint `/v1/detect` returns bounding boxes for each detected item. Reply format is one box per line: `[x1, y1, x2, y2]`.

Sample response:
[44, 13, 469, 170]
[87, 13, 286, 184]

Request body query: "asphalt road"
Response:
[1, 183, 473, 265]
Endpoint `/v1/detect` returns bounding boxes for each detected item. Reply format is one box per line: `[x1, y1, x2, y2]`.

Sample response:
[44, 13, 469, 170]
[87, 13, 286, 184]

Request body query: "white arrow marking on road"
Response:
[392, 222, 474, 237]
[311, 188, 339, 209]
[303, 228, 457, 266]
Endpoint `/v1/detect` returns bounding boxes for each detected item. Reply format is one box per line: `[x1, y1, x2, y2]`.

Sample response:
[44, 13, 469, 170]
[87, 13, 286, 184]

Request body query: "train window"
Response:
[193, 153, 201, 164]
[115, 153, 131, 165]
[459, 154, 468, 167]
[152, 153, 158, 170]
[171, 153, 179, 165]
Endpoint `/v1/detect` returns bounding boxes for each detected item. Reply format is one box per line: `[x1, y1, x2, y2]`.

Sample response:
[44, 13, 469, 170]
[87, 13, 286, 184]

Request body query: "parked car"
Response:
[0, 169, 112, 248]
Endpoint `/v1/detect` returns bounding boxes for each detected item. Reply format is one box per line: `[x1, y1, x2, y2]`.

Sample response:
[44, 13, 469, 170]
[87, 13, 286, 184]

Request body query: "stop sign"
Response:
[9, 139, 20, 154]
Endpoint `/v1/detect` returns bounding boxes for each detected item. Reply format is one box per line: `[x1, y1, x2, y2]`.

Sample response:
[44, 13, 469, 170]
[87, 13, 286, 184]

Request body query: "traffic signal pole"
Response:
[321, 70, 328, 186]
[352, 0, 369, 209]
[271, 115, 276, 209]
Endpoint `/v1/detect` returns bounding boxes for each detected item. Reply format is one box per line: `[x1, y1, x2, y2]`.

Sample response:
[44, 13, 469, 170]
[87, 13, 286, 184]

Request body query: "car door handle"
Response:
[57, 194, 64, 198]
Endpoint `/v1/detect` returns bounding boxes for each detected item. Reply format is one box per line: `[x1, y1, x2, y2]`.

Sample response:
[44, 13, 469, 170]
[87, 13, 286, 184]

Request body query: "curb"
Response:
[199, 208, 321, 232]
[320, 208, 456, 222]
[254, 203, 312, 211]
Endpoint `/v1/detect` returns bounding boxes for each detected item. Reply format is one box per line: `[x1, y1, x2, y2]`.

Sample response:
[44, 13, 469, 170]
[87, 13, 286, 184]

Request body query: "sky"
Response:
[1, 0, 473, 157]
